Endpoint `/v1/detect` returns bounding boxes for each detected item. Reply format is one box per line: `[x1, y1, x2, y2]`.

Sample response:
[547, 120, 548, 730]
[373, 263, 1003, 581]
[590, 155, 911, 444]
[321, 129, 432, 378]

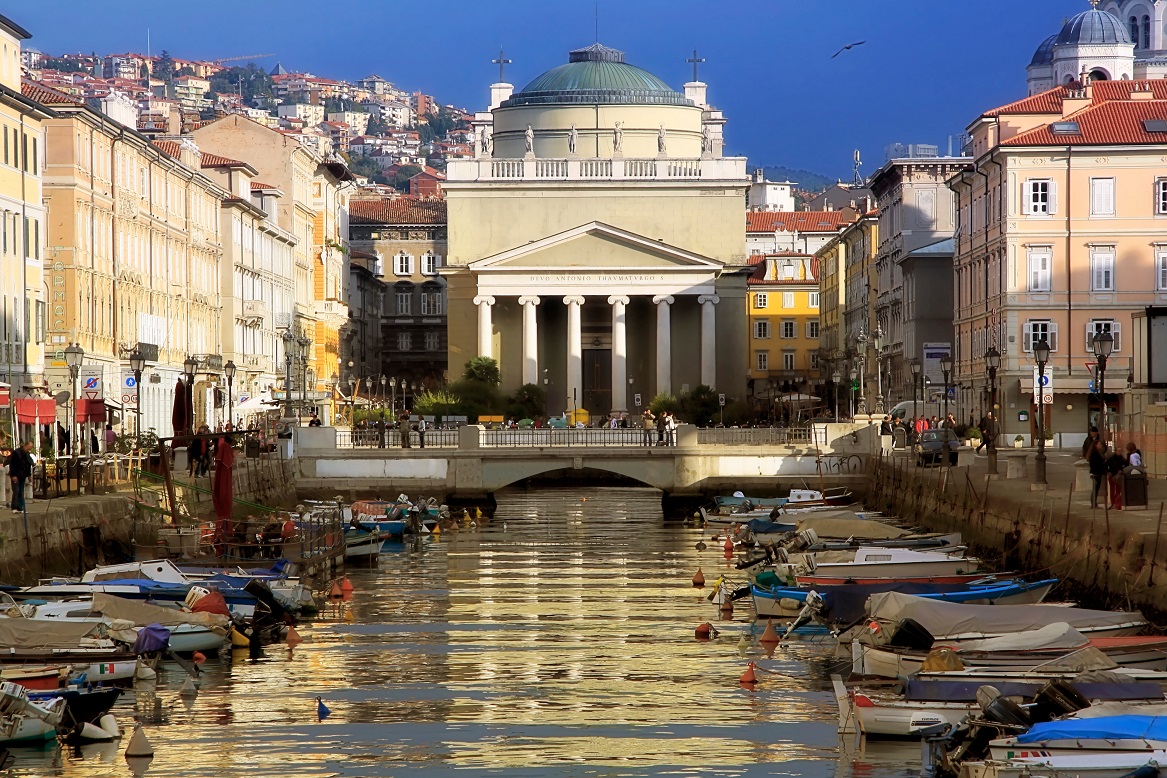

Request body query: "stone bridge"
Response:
[292, 423, 878, 500]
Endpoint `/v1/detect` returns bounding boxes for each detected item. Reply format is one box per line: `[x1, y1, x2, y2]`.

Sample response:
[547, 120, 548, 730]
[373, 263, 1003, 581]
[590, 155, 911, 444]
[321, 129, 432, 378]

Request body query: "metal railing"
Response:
[333, 426, 813, 449]
[480, 428, 651, 448]
[336, 428, 458, 448]
[696, 427, 812, 446]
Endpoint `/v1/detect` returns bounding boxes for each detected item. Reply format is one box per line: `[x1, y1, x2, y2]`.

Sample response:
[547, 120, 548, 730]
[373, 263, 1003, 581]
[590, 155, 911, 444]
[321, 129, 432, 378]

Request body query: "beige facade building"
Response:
[39, 93, 225, 436]
[0, 15, 50, 406]
[445, 44, 750, 416]
[950, 77, 1167, 445]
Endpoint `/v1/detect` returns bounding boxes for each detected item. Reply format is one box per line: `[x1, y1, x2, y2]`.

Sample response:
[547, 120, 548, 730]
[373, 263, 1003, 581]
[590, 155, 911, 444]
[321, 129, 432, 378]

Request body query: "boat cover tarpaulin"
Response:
[1017, 715, 1167, 743]
[867, 591, 1145, 637]
[92, 592, 230, 629]
[746, 519, 796, 534]
[0, 618, 100, 648]
[796, 517, 908, 540]
[131, 624, 170, 654]
[817, 583, 991, 628]
[953, 622, 1089, 653]
[905, 680, 1164, 703]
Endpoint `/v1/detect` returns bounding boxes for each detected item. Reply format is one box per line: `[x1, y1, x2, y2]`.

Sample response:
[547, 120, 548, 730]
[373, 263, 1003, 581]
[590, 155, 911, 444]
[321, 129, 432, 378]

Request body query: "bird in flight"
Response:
[832, 41, 866, 58]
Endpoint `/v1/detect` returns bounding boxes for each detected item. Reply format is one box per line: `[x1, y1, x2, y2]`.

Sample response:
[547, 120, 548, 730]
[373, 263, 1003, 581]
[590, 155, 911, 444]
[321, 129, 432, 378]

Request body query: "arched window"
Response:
[1144, 15, 1152, 49]
[1089, 69, 1111, 81]
[1131, 16, 1141, 46]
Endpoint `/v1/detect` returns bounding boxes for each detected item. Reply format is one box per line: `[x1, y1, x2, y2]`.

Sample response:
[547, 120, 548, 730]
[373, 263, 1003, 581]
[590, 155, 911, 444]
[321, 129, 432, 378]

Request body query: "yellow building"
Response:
[0, 14, 51, 401]
[39, 92, 226, 435]
[746, 254, 821, 417]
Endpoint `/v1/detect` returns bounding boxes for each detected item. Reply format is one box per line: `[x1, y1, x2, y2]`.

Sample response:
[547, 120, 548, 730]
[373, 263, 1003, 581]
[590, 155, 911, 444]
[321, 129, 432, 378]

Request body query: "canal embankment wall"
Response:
[866, 449, 1167, 616]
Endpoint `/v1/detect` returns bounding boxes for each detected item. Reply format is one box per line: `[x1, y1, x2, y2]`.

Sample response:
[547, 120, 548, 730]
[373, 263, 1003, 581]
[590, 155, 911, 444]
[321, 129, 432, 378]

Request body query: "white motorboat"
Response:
[0, 682, 66, 745]
[24, 599, 227, 654]
[770, 547, 981, 582]
[962, 753, 1167, 778]
[987, 715, 1167, 760]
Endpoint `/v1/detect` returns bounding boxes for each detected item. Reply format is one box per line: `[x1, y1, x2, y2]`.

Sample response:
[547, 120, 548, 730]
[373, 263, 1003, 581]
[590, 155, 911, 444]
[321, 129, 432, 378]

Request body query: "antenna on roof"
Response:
[852, 149, 863, 186]
[595, 1, 600, 43]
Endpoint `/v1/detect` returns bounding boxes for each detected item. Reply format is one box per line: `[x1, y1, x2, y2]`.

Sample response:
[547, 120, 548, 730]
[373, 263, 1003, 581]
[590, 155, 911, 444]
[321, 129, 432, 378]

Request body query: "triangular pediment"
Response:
[469, 222, 722, 272]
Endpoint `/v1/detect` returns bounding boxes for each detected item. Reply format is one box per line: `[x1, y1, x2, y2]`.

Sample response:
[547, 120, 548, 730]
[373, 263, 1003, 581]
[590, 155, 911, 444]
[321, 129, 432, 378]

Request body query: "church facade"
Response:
[1027, 1, 1167, 95]
[443, 44, 750, 417]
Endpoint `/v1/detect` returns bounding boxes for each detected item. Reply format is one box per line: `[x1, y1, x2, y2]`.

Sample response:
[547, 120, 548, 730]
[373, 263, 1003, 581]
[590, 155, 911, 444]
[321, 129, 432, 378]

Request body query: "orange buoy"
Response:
[694, 622, 719, 639]
[192, 651, 207, 666]
[759, 619, 781, 645]
[285, 626, 303, 648]
[340, 577, 354, 594]
[719, 598, 734, 614]
[692, 568, 705, 587]
[329, 580, 342, 598]
[739, 662, 758, 685]
[723, 538, 733, 552]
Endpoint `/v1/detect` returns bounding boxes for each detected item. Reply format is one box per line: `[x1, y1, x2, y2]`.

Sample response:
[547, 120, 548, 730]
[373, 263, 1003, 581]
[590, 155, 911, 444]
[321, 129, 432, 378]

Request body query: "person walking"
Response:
[104, 423, 116, 453]
[8, 441, 33, 514]
[642, 409, 655, 446]
[976, 413, 994, 454]
[1081, 426, 1101, 460]
[417, 416, 427, 449]
[1088, 438, 1107, 509]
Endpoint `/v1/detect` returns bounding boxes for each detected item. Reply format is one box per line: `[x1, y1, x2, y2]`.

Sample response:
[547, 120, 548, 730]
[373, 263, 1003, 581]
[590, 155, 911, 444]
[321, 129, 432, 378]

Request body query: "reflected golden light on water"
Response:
[11, 487, 918, 777]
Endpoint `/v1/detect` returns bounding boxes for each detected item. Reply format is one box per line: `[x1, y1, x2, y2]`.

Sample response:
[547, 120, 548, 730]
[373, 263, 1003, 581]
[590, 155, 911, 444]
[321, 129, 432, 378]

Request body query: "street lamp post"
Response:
[985, 346, 1001, 476]
[347, 374, 356, 428]
[940, 353, 952, 423]
[183, 355, 197, 435]
[129, 349, 145, 439]
[1093, 330, 1114, 446]
[910, 358, 922, 424]
[856, 329, 868, 416]
[1034, 337, 1050, 486]
[282, 330, 295, 420]
[64, 343, 83, 456]
[297, 335, 310, 418]
[873, 326, 885, 414]
[390, 377, 397, 420]
[831, 371, 841, 420]
[848, 367, 858, 420]
[224, 360, 236, 432]
[306, 367, 316, 420]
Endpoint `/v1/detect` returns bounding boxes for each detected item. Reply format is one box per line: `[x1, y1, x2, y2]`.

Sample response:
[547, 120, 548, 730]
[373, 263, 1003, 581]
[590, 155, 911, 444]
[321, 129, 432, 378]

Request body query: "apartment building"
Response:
[746, 254, 821, 415]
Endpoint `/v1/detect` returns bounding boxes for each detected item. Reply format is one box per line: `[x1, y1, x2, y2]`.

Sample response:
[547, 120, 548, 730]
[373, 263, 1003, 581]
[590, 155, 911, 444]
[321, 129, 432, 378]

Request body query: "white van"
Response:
[888, 401, 949, 422]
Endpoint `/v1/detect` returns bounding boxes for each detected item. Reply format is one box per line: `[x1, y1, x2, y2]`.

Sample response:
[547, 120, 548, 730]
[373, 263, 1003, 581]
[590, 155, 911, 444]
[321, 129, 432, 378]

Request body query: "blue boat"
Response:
[751, 577, 1058, 622]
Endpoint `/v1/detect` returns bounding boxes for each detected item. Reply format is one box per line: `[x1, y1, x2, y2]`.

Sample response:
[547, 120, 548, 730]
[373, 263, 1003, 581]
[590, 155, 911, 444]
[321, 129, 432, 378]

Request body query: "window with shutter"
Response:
[1090, 178, 1115, 216]
[1158, 252, 1167, 290]
[1091, 252, 1115, 291]
[1088, 320, 1121, 352]
[1025, 179, 1053, 215]
[1157, 181, 1167, 215]
[1029, 251, 1051, 291]
[1024, 320, 1056, 352]
[1023, 321, 1033, 352]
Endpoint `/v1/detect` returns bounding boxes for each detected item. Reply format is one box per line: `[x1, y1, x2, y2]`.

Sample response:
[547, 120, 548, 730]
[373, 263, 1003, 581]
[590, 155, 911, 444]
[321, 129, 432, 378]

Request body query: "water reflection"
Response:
[15, 487, 920, 777]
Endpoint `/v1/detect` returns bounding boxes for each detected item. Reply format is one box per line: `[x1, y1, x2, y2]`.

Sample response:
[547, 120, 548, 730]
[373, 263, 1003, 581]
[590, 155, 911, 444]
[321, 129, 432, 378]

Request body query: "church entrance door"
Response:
[582, 350, 612, 417]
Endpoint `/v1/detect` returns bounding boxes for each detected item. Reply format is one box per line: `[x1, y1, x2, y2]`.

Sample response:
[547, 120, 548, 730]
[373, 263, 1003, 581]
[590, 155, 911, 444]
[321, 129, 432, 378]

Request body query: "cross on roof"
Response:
[492, 49, 512, 83]
[686, 49, 705, 82]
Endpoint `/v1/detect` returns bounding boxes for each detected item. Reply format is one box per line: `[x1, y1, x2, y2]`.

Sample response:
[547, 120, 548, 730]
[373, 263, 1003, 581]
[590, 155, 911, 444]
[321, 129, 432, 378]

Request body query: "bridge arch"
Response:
[480, 455, 676, 492]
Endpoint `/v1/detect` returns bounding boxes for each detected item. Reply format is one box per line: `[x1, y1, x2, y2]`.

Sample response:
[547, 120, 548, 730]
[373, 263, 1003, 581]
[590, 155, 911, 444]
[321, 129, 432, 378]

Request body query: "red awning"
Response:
[77, 399, 107, 421]
[15, 398, 56, 424]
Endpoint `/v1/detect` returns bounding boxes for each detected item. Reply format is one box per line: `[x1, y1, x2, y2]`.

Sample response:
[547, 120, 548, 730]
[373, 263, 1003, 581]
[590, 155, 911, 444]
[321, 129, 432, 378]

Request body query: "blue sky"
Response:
[18, 0, 1086, 177]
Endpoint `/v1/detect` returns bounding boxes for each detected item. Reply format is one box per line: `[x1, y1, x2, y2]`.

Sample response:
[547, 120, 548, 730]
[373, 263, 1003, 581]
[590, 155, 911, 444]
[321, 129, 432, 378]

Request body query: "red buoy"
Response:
[723, 538, 733, 552]
[739, 662, 758, 685]
[340, 577, 354, 594]
[759, 619, 781, 645]
[695, 622, 719, 639]
[192, 651, 207, 666]
[692, 568, 705, 587]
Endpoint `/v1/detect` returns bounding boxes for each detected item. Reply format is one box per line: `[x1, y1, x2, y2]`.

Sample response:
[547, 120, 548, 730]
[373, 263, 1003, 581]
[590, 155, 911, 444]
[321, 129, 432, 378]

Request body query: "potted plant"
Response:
[965, 427, 982, 447]
[1014, 434, 1025, 448]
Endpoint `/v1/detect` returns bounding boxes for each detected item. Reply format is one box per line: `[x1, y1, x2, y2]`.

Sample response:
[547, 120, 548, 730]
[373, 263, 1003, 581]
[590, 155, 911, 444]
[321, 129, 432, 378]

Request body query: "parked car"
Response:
[914, 428, 959, 466]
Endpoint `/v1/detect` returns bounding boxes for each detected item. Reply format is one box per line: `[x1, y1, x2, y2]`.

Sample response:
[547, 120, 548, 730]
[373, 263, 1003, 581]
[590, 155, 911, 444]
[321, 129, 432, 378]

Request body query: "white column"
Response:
[564, 296, 585, 413]
[698, 294, 719, 388]
[518, 296, 540, 385]
[473, 295, 495, 358]
[653, 295, 674, 396]
[608, 295, 629, 413]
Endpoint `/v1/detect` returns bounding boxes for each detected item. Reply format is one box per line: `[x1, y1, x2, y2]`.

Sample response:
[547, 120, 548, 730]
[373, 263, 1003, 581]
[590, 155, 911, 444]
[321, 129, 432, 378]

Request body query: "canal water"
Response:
[20, 487, 919, 777]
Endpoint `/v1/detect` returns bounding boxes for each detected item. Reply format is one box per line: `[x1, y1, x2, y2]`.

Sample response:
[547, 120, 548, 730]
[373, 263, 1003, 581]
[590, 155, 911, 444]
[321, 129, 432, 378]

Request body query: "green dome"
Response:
[503, 44, 692, 108]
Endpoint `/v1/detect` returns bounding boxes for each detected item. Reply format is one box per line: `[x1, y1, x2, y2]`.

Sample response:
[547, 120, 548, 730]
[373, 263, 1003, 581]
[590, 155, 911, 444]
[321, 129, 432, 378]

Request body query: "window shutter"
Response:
[1113, 321, 1122, 352]
[1086, 322, 1095, 351]
[1023, 322, 1033, 352]
[1022, 181, 1034, 215]
[1091, 178, 1115, 215]
[1049, 323, 1059, 351]
[1048, 181, 1058, 215]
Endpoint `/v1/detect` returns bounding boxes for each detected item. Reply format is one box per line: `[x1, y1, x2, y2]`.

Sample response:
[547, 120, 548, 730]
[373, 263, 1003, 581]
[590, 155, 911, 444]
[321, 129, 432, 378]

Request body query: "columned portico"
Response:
[608, 295, 629, 413]
[653, 295, 674, 396]
[474, 295, 495, 358]
[564, 296, 585, 413]
[698, 294, 719, 388]
[518, 296, 540, 385]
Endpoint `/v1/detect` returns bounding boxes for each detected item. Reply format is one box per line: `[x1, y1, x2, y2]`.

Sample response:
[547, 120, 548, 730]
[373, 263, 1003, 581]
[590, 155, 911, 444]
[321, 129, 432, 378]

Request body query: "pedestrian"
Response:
[976, 413, 994, 454]
[942, 414, 957, 430]
[104, 423, 116, 453]
[1126, 441, 1144, 468]
[1081, 426, 1101, 460]
[8, 441, 33, 514]
[417, 416, 427, 449]
[642, 409, 655, 446]
[1088, 438, 1107, 509]
[930, 416, 940, 430]
[609, 414, 618, 430]
[400, 410, 412, 449]
[665, 411, 678, 446]
[879, 416, 892, 436]
[657, 411, 666, 446]
[1106, 446, 1126, 510]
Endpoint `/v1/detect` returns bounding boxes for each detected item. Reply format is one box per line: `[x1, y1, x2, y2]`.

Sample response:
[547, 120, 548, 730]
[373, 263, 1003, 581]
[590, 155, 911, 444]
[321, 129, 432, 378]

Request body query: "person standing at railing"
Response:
[417, 417, 427, 449]
[657, 411, 667, 446]
[8, 441, 33, 514]
[665, 412, 677, 447]
[400, 411, 412, 449]
[642, 410, 655, 446]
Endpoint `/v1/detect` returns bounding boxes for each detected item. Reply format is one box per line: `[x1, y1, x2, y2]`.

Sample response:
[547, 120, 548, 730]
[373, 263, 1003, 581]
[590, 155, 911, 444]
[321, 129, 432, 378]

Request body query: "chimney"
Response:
[684, 81, 707, 108]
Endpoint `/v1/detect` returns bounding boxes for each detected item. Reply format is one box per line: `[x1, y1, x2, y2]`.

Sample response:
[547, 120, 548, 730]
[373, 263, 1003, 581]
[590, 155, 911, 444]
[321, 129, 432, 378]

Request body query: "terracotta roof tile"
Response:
[1002, 98, 1167, 146]
[747, 253, 820, 285]
[349, 197, 446, 225]
[746, 211, 853, 233]
[151, 140, 181, 157]
[20, 79, 81, 106]
[250, 181, 278, 191]
[984, 86, 1070, 116]
[200, 151, 249, 168]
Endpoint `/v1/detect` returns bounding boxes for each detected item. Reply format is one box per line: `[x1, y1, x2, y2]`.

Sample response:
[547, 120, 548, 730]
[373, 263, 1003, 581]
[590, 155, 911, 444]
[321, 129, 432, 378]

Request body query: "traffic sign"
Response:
[718, 393, 726, 407]
[633, 393, 642, 408]
[1032, 367, 1054, 403]
[80, 366, 103, 400]
[120, 369, 138, 407]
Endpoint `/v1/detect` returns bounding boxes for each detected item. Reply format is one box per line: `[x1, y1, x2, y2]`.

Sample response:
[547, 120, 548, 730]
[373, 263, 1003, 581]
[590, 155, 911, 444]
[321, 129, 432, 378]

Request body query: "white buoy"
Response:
[179, 677, 199, 697]
[99, 714, 121, 739]
[78, 722, 115, 742]
[124, 725, 154, 758]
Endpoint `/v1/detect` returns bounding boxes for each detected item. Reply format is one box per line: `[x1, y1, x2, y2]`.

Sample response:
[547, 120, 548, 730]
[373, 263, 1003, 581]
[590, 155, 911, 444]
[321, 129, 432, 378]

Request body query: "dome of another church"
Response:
[1030, 34, 1058, 66]
[1054, 9, 1133, 46]
[503, 44, 691, 108]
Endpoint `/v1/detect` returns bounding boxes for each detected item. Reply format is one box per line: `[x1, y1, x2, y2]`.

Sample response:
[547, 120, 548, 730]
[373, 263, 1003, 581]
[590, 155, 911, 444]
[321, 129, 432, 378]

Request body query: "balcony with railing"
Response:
[447, 156, 747, 183]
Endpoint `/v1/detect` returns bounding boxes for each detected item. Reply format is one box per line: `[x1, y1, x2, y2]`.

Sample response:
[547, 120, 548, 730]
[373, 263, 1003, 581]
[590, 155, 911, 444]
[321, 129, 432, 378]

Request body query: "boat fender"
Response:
[99, 714, 121, 739]
[867, 621, 881, 635]
[191, 651, 206, 666]
[779, 598, 802, 611]
[77, 722, 115, 742]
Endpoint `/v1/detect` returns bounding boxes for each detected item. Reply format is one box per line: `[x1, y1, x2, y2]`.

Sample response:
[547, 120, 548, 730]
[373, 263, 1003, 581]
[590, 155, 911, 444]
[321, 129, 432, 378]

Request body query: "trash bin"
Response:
[893, 428, 907, 449]
[1123, 466, 1148, 509]
[245, 439, 261, 458]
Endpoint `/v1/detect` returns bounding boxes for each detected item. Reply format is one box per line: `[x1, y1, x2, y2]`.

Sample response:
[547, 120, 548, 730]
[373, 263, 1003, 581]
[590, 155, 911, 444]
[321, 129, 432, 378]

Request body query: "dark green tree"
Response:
[392, 164, 423, 193]
[153, 50, 175, 83]
[506, 384, 545, 420]
[463, 356, 500, 384]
